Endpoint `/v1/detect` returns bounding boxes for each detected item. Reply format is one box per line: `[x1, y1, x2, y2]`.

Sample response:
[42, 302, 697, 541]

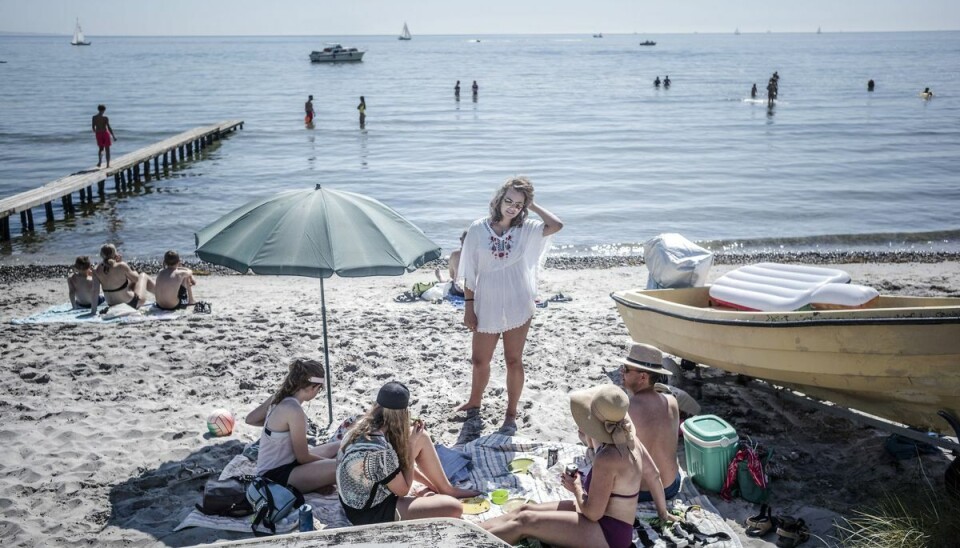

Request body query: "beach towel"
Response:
[457, 434, 740, 548]
[176, 435, 738, 547]
[11, 302, 189, 325]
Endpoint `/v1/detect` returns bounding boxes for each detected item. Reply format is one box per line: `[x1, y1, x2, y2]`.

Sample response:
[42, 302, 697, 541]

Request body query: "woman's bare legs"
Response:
[132, 273, 153, 308]
[287, 459, 337, 493]
[410, 428, 480, 498]
[457, 331, 500, 411]
[500, 320, 531, 432]
[480, 501, 607, 547]
[395, 492, 462, 520]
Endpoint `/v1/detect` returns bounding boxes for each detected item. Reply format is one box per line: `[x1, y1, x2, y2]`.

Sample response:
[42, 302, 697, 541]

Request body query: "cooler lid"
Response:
[681, 414, 737, 442]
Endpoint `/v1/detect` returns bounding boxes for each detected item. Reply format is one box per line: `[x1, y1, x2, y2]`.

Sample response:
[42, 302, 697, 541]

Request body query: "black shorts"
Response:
[341, 493, 399, 526]
[261, 461, 298, 486]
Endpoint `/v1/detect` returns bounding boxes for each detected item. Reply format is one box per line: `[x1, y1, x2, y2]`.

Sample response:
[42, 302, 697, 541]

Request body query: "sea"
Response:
[1, 31, 959, 265]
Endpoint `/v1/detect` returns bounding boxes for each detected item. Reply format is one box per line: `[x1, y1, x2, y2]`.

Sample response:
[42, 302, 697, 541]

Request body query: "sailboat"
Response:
[734, 27, 740, 35]
[817, 26, 822, 34]
[398, 22, 412, 41]
[71, 18, 91, 46]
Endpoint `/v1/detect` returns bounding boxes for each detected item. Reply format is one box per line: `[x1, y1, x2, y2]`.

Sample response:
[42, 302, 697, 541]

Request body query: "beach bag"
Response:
[245, 476, 304, 535]
[737, 446, 773, 504]
[195, 476, 253, 517]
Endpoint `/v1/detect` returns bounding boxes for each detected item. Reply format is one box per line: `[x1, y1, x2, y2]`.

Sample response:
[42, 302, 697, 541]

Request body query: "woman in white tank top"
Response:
[245, 358, 339, 493]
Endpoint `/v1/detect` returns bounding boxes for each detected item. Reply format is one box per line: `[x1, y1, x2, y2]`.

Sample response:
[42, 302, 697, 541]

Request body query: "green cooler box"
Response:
[680, 414, 738, 493]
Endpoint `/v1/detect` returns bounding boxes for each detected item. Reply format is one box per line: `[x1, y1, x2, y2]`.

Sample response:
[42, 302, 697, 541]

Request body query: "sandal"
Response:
[775, 517, 809, 547]
[393, 291, 419, 303]
[547, 292, 573, 302]
[745, 504, 777, 537]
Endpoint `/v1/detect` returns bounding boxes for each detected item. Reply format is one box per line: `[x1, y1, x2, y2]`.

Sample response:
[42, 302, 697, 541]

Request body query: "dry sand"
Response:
[0, 261, 957, 547]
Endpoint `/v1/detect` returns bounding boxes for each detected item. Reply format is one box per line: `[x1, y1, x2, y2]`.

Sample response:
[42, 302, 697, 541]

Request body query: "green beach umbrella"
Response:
[195, 185, 441, 426]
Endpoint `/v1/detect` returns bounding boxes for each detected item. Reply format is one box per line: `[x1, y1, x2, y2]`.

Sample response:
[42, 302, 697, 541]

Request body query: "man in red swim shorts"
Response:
[92, 104, 117, 168]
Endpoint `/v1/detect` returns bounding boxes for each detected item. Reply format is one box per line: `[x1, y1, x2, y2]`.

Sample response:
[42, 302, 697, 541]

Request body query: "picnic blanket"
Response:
[12, 302, 187, 324]
[176, 434, 739, 547]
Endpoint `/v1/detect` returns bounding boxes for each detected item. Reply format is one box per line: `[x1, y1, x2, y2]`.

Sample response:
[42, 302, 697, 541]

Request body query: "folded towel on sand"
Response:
[12, 302, 188, 324]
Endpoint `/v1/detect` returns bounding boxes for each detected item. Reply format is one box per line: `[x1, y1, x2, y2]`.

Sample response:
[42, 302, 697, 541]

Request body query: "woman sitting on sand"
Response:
[245, 358, 338, 493]
[336, 381, 479, 525]
[481, 385, 677, 548]
[90, 244, 154, 314]
[457, 176, 563, 434]
[67, 256, 103, 309]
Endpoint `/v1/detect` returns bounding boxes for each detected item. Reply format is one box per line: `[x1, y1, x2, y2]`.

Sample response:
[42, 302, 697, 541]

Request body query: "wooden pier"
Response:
[0, 120, 244, 241]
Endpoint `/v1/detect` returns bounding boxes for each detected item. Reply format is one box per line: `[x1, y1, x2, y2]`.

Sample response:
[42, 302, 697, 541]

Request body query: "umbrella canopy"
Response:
[195, 185, 441, 427]
[195, 185, 441, 277]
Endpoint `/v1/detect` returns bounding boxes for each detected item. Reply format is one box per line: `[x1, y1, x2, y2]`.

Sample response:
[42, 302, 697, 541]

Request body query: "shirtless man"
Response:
[92, 104, 117, 168]
[67, 256, 102, 309]
[620, 342, 682, 502]
[305, 95, 315, 124]
[155, 250, 196, 310]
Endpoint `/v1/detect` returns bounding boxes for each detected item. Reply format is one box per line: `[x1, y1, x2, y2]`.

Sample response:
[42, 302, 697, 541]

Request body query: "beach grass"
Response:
[834, 480, 960, 547]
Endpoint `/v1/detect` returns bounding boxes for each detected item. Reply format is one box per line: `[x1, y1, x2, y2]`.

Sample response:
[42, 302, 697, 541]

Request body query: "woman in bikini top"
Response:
[90, 244, 155, 313]
[481, 385, 677, 548]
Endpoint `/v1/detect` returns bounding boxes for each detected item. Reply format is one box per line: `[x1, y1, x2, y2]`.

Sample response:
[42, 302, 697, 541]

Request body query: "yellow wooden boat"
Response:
[612, 287, 960, 433]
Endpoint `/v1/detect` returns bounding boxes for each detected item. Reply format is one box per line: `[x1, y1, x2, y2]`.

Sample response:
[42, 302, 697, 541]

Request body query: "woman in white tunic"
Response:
[457, 177, 563, 433]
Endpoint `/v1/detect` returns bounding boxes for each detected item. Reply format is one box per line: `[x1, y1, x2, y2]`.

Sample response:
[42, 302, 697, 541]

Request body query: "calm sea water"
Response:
[1, 32, 959, 264]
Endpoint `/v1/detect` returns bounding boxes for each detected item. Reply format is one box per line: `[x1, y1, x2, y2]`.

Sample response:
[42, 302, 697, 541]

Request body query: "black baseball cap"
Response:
[376, 381, 410, 410]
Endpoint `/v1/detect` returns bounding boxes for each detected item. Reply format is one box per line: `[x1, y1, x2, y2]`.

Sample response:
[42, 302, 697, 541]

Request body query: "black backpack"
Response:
[195, 476, 254, 517]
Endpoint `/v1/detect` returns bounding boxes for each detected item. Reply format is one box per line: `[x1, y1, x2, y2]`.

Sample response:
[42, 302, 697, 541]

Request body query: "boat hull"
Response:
[612, 287, 960, 432]
[310, 51, 364, 63]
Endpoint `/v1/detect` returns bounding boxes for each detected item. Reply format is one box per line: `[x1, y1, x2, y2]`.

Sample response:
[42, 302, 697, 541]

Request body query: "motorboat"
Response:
[612, 285, 960, 433]
[593, 33, 604, 38]
[71, 18, 91, 46]
[639, 40, 656, 46]
[398, 22, 412, 41]
[309, 44, 365, 63]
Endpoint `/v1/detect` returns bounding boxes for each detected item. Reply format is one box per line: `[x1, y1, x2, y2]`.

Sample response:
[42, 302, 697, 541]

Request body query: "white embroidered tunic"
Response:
[458, 217, 550, 334]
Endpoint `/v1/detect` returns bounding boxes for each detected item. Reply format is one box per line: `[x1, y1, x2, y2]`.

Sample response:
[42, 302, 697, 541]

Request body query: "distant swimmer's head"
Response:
[163, 250, 181, 268]
[490, 176, 534, 228]
[97, 104, 106, 113]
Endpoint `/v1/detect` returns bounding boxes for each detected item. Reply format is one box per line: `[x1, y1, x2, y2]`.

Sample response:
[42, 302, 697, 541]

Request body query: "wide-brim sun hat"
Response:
[569, 385, 630, 445]
[622, 342, 673, 376]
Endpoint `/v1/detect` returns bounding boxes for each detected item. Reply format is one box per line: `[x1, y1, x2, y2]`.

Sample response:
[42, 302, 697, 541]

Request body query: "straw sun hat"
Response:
[569, 385, 632, 446]
[622, 342, 673, 376]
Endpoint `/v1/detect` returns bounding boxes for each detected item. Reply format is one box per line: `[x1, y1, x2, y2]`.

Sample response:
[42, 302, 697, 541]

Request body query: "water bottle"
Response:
[298, 504, 313, 532]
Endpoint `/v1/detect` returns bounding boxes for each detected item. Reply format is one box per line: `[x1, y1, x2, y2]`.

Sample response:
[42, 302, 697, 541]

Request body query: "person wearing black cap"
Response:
[336, 382, 480, 525]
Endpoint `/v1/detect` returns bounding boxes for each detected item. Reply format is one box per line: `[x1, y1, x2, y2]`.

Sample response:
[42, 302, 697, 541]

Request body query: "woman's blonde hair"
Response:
[489, 176, 534, 228]
[271, 357, 325, 406]
[341, 404, 411, 474]
[100, 244, 118, 274]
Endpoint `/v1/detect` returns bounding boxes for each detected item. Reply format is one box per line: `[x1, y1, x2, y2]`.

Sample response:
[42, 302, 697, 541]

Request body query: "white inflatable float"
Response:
[708, 262, 880, 311]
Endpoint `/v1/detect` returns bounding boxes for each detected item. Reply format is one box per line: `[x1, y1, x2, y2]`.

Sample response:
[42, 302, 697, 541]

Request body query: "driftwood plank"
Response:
[195, 517, 509, 548]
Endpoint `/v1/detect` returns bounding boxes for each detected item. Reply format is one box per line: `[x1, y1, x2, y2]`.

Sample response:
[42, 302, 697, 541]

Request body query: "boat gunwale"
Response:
[611, 290, 960, 328]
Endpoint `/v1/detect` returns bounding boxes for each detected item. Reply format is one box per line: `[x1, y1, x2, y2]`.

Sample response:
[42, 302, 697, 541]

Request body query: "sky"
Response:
[2, 0, 959, 36]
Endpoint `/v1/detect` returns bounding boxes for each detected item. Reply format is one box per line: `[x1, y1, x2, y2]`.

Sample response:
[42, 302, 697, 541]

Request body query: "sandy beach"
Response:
[0, 259, 957, 547]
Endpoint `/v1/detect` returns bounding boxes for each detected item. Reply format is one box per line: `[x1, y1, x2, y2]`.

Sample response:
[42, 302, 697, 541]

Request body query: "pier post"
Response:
[187, 141, 193, 156]
[44, 202, 54, 223]
[0, 217, 9, 241]
[19, 211, 27, 233]
[171, 148, 177, 165]
[133, 165, 140, 183]
[61, 196, 69, 217]
[26, 209, 34, 231]
[153, 156, 160, 177]
[65, 194, 75, 215]
[163, 151, 169, 168]
[98, 180, 105, 197]
[114, 173, 121, 192]
[77, 188, 86, 205]
[143, 161, 151, 181]
[85, 186, 93, 202]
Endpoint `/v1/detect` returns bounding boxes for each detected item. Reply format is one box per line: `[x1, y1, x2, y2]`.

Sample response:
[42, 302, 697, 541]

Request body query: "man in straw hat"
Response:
[481, 384, 675, 547]
[621, 342, 683, 502]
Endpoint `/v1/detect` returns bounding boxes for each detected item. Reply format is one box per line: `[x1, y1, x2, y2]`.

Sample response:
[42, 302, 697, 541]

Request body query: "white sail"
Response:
[72, 18, 90, 45]
[399, 22, 411, 40]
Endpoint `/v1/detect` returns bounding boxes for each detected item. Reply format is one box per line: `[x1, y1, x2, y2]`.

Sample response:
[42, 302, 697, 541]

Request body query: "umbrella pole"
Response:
[320, 277, 333, 429]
